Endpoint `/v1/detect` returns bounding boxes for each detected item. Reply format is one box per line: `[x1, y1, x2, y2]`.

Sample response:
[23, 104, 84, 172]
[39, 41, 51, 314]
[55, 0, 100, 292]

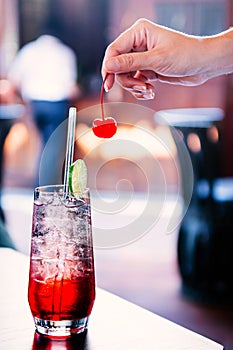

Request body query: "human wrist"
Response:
[201, 28, 233, 79]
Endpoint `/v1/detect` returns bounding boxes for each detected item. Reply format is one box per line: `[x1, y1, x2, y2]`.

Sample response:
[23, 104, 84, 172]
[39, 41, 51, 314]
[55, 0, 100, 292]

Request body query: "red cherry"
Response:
[92, 74, 118, 138]
[92, 117, 117, 138]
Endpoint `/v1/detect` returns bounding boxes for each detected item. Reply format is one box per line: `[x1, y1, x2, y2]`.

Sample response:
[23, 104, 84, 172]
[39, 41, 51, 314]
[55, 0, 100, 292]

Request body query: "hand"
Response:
[101, 18, 233, 100]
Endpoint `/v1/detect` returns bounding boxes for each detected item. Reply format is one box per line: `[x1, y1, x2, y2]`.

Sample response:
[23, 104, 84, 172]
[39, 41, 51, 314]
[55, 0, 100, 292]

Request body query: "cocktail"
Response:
[28, 185, 95, 337]
[28, 108, 95, 337]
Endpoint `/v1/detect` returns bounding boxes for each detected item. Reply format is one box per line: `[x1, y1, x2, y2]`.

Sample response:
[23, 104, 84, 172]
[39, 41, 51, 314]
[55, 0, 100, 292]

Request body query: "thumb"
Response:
[105, 51, 152, 73]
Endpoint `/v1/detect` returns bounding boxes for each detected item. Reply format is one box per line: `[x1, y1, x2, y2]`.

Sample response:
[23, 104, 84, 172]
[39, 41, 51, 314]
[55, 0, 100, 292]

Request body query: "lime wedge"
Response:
[68, 159, 87, 197]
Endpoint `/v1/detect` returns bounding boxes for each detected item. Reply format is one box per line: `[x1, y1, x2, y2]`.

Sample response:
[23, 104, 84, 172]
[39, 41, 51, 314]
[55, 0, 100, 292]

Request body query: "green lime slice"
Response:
[68, 159, 87, 197]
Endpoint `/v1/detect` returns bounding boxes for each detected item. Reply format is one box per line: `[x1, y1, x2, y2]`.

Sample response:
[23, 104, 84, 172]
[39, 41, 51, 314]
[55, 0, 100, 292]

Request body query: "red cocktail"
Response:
[28, 185, 95, 337]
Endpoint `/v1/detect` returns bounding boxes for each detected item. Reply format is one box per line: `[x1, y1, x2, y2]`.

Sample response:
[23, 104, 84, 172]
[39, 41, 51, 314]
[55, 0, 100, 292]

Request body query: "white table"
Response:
[0, 248, 224, 349]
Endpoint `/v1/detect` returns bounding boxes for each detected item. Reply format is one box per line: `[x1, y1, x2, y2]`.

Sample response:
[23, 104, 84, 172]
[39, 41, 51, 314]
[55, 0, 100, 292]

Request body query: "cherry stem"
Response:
[100, 74, 108, 121]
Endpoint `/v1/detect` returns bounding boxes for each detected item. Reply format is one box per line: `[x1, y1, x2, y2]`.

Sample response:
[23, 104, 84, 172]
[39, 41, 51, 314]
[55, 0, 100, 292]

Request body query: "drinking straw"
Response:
[63, 107, 77, 197]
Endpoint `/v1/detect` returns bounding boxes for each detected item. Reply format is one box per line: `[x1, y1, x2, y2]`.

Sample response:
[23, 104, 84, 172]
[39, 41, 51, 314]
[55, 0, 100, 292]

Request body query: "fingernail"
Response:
[144, 89, 155, 99]
[132, 85, 147, 92]
[104, 83, 109, 93]
[133, 88, 155, 100]
[133, 87, 155, 99]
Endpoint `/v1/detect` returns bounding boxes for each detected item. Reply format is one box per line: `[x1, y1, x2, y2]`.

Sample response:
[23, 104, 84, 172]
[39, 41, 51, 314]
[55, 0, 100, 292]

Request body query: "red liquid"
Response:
[28, 273, 95, 321]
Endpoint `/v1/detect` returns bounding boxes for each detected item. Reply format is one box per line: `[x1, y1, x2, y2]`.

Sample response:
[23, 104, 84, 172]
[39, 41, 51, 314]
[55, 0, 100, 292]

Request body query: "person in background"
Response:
[8, 22, 80, 186]
[101, 18, 233, 100]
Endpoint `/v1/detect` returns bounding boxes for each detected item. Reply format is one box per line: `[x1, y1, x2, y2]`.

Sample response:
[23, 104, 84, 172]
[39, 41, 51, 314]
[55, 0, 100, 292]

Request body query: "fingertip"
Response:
[131, 87, 155, 100]
[104, 84, 109, 93]
[103, 73, 115, 92]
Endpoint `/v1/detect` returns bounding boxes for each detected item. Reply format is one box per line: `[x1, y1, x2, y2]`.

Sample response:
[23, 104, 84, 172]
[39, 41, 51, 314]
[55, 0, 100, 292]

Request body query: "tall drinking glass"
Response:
[28, 185, 95, 337]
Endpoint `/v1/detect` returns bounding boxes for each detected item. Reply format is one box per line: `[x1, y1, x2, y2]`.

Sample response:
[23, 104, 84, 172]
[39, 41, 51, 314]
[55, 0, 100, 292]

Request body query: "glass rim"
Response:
[34, 184, 90, 195]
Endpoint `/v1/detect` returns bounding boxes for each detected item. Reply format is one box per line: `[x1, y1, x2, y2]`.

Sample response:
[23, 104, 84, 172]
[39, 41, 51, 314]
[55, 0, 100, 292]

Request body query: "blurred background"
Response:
[0, 0, 233, 349]
[1, 0, 233, 187]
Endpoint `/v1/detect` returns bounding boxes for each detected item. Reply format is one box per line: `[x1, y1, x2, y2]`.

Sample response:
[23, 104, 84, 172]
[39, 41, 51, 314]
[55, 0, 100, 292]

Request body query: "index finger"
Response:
[101, 19, 148, 89]
[101, 32, 135, 90]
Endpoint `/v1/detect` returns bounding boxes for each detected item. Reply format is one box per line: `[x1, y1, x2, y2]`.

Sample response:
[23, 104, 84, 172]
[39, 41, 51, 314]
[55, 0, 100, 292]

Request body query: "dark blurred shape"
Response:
[157, 108, 233, 302]
[39, 17, 66, 40]
[0, 217, 16, 249]
[155, 2, 227, 35]
[0, 79, 25, 220]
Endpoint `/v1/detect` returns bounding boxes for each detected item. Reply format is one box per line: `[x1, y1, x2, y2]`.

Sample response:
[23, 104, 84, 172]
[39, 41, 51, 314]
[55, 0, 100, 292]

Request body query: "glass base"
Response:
[34, 316, 89, 337]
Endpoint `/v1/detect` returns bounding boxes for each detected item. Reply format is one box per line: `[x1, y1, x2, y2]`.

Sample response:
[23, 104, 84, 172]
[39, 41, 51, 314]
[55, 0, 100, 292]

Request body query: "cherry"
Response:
[92, 74, 117, 138]
[92, 117, 117, 138]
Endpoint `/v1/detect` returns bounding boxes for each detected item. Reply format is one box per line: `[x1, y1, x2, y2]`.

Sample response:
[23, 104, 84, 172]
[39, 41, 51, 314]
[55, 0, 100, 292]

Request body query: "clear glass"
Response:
[28, 185, 95, 337]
